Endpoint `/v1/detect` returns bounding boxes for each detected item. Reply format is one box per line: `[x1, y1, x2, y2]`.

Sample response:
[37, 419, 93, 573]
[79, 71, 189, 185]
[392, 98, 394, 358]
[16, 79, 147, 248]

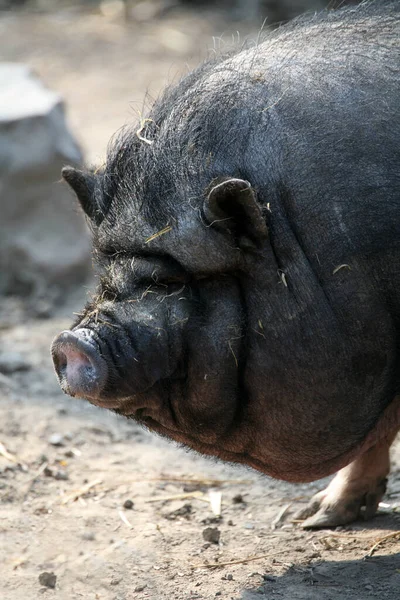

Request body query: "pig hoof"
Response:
[294, 478, 387, 529]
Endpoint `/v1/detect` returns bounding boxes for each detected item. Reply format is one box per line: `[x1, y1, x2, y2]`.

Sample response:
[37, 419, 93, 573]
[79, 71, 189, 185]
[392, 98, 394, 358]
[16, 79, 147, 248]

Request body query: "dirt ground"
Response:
[1, 5, 400, 600]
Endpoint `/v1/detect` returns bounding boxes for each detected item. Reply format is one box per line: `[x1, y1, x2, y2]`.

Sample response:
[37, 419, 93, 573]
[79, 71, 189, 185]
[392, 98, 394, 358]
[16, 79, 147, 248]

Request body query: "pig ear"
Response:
[62, 166, 102, 225]
[204, 178, 268, 247]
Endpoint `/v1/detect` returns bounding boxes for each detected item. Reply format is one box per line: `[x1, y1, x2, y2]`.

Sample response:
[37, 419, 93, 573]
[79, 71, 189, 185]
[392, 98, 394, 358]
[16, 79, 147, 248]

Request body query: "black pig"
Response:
[52, 2, 400, 528]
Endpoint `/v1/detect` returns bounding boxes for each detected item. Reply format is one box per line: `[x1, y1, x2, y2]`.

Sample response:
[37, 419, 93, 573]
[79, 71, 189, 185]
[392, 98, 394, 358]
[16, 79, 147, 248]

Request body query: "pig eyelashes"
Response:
[96, 250, 191, 288]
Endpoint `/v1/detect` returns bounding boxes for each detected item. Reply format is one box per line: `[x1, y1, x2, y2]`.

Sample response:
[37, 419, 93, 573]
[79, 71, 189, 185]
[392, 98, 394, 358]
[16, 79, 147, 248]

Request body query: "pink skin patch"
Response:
[52, 329, 108, 400]
[61, 347, 94, 397]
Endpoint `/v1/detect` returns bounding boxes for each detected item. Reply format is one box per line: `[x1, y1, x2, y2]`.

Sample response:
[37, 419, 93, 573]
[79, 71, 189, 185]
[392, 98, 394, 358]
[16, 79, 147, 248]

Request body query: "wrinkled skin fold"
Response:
[52, 2, 400, 526]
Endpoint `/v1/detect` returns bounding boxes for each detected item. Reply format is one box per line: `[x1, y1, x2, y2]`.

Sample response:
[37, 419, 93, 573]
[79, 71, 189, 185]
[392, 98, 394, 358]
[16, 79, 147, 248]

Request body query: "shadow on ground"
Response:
[241, 552, 400, 599]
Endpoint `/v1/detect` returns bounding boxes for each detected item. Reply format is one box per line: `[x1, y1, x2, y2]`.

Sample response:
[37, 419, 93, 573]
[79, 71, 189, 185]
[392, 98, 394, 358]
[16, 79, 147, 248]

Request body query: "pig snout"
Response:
[51, 329, 108, 399]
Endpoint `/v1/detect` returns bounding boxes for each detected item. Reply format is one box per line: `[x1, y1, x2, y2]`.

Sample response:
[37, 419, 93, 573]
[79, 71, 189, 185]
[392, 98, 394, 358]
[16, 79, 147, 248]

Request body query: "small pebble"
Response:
[201, 516, 222, 525]
[227, 520, 234, 526]
[82, 531, 96, 541]
[202, 527, 220, 544]
[48, 433, 64, 447]
[44, 466, 69, 480]
[38, 572, 57, 589]
[165, 502, 192, 520]
[123, 499, 134, 510]
[134, 584, 146, 592]
[244, 522, 255, 530]
[34, 506, 52, 516]
[54, 469, 69, 481]
[183, 483, 201, 492]
[232, 494, 244, 504]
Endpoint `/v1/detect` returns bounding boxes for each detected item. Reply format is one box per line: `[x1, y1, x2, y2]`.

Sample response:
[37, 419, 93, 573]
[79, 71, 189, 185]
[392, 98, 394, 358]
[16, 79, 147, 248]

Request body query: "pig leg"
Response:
[295, 430, 398, 528]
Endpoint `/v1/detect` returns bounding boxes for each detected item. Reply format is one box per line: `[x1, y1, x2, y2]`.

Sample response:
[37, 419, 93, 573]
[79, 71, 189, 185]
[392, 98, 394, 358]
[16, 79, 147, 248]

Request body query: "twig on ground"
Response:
[0, 441, 24, 465]
[118, 510, 133, 529]
[156, 524, 165, 538]
[141, 476, 252, 486]
[61, 479, 103, 505]
[191, 550, 288, 569]
[366, 532, 400, 557]
[145, 491, 207, 503]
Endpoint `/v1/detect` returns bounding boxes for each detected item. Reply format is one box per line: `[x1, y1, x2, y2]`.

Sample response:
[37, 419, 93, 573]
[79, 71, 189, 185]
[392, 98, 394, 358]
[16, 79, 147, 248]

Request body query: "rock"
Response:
[232, 494, 245, 504]
[44, 466, 69, 480]
[64, 448, 81, 458]
[165, 503, 192, 520]
[34, 506, 52, 516]
[262, 574, 276, 582]
[183, 483, 202, 493]
[123, 499, 134, 509]
[202, 527, 220, 544]
[0, 352, 30, 374]
[0, 64, 91, 298]
[38, 571, 57, 589]
[54, 469, 69, 481]
[201, 516, 222, 525]
[48, 433, 65, 447]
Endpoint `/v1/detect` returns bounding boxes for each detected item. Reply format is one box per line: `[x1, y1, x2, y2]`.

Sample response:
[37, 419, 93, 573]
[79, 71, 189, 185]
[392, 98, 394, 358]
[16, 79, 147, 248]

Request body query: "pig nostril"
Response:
[51, 329, 108, 400]
[55, 347, 92, 379]
[53, 351, 67, 376]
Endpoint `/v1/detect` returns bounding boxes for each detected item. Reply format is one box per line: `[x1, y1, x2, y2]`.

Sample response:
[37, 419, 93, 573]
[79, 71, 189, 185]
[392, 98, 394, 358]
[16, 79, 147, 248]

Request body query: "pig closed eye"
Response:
[96, 248, 126, 261]
[155, 275, 188, 286]
[155, 273, 209, 286]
